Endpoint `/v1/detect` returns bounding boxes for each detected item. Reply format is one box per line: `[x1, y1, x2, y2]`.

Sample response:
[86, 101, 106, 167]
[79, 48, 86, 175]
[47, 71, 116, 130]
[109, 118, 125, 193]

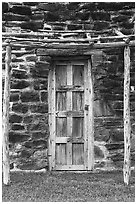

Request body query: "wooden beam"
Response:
[36, 41, 135, 56]
[2, 40, 135, 49]
[123, 45, 131, 185]
[2, 45, 11, 185]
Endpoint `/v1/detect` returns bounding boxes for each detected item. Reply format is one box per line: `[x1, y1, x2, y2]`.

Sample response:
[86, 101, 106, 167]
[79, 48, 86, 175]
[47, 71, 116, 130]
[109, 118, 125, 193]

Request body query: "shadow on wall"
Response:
[94, 99, 113, 117]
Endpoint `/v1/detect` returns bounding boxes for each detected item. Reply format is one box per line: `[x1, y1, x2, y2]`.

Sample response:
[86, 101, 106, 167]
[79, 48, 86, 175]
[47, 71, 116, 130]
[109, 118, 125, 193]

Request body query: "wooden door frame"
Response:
[48, 56, 94, 171]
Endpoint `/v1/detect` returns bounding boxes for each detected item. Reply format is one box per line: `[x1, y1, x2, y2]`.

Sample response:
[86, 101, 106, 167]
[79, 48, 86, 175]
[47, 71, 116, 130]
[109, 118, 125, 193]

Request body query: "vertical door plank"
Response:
[56, 65, 67, 88]
[72, 118, 83, 138]
[56, 144, 67, 165]
[72, 92, 84, 111]
[67, 63, 73, 165]
[87, 59, 94, 170]
[123, 45, 131, 185]
[56, 117, 67, 137]
[84, 61, 89, 170]
[72, 143, 84, 165]
[56, 92, 66, 111]
[48, 64, 56, 170]
[73, 65, 84, 86]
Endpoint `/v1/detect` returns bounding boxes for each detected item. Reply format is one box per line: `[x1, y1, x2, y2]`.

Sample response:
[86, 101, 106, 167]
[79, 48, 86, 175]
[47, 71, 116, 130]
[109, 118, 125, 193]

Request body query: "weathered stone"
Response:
[9, 114, 22, 123]
[25, 55, 38, 62]
[21, 21, 43, 31]
[2, 2, 9, 13]
[23, 115, 34, 124]
[32, 132, 48, 140]
[67, 24, 83, 30]
[94, 128, 110, 142]
[76, 10, 90, 21]
[23, 2, 39, 6]
[38, 3, 58, 11]
[112, 15, 130, 23]
[52, 25, 65, 30]
[83, 23, 94, 30]
[119, 21, 134, 30]
[120, 28, 133, 35]
[12, 57, 24, 63]
[12, 69, 28, 79]
[40, 91, 48, 102]
[12, 103, 28, 114]
[20, 91, 39, 102]
[11, 79, 30, 89]
[94, 145, 104, 158]
[10, 93, 20, 102]
[12, 124, 25, 131]
[4, 13, 30, 21]
[31, 13, 44, 20]
[33, 114, 48, 124]
[44, 11, 59, 22]
[30, 66, 49, 78]
[93, 21, 110, 31]
[92, 11, 110, 21]
[9, 132, 30, 143]
[29, 123, 48, 132]
[94, 161, 106, 168]
[9, 5, 32, 16]
[17, 160, 36, 170]
[32, 140, 47, 149]
[20, 149, 32, 158]
[109, 129, 124, 142]
[38, 56, 51, 62]
[105, 143, 124, 151]
[32, 149, 48, 169]
[30, 103, 48, 113]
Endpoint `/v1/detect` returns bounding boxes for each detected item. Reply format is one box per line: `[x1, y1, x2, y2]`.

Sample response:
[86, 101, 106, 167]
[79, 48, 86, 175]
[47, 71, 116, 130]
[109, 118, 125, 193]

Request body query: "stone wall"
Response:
[2, 2, 135, 170]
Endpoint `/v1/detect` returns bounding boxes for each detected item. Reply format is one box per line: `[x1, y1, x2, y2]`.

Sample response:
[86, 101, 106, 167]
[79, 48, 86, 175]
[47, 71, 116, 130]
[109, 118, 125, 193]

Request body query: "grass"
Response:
[2, 170, 135, 202]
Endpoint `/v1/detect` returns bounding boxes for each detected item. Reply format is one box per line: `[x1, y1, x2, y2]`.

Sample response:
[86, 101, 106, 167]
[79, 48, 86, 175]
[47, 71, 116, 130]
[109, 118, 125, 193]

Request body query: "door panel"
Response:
[48, 59, 94, 171]
[72, 92, 84, 111]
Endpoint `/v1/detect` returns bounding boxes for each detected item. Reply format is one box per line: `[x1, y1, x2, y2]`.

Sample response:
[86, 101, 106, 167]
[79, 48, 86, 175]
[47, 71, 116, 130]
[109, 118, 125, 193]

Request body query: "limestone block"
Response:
[40, 91, 48, 102]
[10, 93, 20, 102]
[11, 79, 30, 89]
[25, 54, 38, 62]
[67, 24, 83, 30]
[2, 2, 9, 13]
[32, 132, 48, 140]
[20, 91, 39, 102]
[44, 11, 59, 22]
[12, 124, 25, 131]
[4, 13, 30, 21]
[12, 103, 28, 114]
[9, 131, 30, 143]
[9, 5, 32, 16]
[92, 11, 110, 21]
[38, 3, 58, 12]
[30, 103, 48, 114]
[23, 115, 34, 124]
[33, 79, 48, 91]
[29, 122, 48, 132]
[9, 114, 22, 123]
[12, 69, 28, 79]
[94, 145, 104, 159]
[93, 21, 110, 31]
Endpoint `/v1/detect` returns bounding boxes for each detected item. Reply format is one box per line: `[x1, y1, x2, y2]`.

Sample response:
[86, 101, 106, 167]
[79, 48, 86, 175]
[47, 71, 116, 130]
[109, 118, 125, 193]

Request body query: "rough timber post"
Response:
[2, 44, 11, 185]
[123, 43, 131, 185]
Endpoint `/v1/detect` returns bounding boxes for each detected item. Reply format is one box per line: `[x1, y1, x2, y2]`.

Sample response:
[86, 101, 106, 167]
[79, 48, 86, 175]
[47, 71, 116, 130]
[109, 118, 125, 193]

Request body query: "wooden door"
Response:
[48, 58, 94, 171]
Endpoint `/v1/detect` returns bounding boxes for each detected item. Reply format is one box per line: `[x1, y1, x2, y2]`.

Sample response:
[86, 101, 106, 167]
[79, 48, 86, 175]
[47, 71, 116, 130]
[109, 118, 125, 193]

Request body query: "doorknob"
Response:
[85, 104, 89, 111]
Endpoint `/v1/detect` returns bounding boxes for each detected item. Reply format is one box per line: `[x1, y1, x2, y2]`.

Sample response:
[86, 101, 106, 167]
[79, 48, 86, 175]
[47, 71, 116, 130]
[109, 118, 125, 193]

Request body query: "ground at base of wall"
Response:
[2, 170, 135, 202]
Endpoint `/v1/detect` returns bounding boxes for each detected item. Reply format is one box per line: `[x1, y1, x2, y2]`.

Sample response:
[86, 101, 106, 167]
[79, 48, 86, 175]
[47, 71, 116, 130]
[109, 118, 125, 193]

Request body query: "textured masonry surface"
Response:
[2, 2, 135, 170]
